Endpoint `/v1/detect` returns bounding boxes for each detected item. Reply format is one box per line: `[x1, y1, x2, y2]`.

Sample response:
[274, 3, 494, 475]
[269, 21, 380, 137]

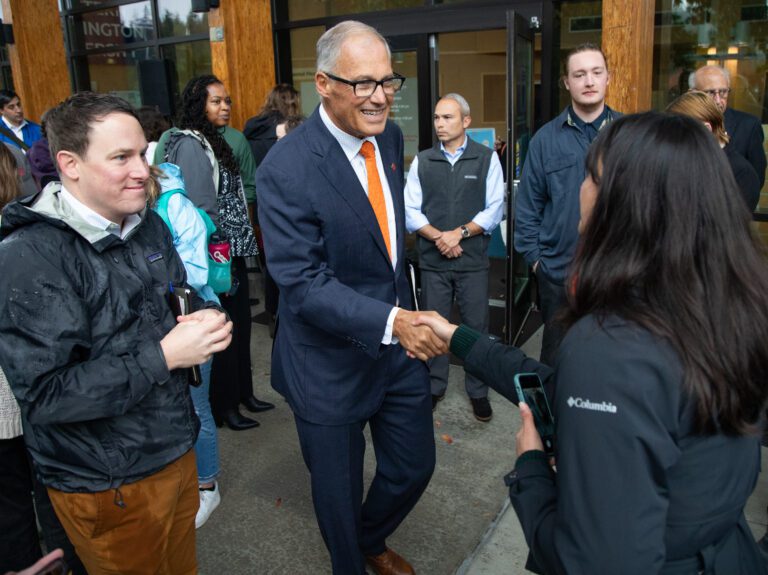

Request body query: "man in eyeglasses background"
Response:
[256, 20, 442, 575]
[690, 65, 766, 190]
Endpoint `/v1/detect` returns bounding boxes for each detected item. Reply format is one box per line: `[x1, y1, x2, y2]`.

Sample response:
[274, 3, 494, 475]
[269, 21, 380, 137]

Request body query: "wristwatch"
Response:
[460, 225, 471, 239]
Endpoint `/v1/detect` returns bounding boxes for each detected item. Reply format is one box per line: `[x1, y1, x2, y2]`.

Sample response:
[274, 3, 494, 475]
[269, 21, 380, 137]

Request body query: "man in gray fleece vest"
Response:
[405, 93, 504, 421]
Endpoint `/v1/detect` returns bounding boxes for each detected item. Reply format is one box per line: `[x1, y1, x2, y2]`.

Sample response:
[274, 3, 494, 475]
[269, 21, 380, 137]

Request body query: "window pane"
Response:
[287, 0, 423, 21]
[652, 0, 766, 118]
[65, 0, 120, 9]
[161, 40, 212, 102]
[438, 29, 507, 148]
[652, 0, 767, 225]
[68, 2, 155, 52]
[290, 27, 325, 117]
[72, 46, 159, 107]
[157, 0, 208, 38]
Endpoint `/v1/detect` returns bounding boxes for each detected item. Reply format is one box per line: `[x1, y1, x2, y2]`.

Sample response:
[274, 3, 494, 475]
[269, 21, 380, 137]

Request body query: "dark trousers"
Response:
[293, 349, 436, 575]
[264, 267, 279, 316]
[0, 436, 41, 571]
[421, 269, 489, 398]
[210, 257, 253, 418]
[0, 436, 86, 574]
[536, 267, 568, 367]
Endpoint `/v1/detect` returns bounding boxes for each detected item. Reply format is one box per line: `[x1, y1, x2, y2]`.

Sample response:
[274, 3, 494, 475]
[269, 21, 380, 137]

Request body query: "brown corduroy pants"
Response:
[47, 450, 198, 575]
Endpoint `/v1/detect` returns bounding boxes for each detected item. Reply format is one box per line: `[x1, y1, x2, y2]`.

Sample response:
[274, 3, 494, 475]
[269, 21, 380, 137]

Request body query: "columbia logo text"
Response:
[566, 396, 617, 414]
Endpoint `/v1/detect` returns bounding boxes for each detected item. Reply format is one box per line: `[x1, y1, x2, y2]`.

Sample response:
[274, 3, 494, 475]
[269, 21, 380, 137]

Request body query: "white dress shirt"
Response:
[60, 186, 142, 240]
[319, 104, 400, 344]
[404, 136, 505, 234]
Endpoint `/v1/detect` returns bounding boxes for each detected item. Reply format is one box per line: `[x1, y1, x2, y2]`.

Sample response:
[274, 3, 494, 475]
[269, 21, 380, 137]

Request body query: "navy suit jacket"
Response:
[256, 108, 420, 425]
[724, 107, 766, 189]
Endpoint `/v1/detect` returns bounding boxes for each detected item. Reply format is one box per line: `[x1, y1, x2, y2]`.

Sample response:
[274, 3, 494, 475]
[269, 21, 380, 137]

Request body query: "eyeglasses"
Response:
[323, 72, 405, 97]
[703, 88, 730, 98]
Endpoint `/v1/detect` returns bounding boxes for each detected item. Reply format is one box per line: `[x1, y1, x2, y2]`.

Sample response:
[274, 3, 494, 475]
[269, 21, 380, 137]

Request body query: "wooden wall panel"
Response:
[602, 0, 655, 113]
[1, 0, 70, 123]
[210, 0, 275, 130]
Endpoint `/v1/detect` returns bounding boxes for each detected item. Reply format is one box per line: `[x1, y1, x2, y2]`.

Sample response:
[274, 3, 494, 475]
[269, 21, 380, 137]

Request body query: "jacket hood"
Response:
[243, 112, 280, 140]
[155, 162, 185, 194]
[1, 182, 140, 250]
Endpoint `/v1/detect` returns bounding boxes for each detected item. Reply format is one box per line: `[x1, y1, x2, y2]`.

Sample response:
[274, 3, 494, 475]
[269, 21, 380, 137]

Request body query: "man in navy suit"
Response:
[256, 21, 444, 575]
[690, 65, 766, 189]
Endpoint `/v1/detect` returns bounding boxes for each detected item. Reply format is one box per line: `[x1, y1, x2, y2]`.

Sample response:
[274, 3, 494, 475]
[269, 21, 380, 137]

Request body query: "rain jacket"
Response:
[0, 183, 216, 492]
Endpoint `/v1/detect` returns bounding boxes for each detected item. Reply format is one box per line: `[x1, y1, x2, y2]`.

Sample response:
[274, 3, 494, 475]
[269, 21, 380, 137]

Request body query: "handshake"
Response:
[392, 309, 459, 361]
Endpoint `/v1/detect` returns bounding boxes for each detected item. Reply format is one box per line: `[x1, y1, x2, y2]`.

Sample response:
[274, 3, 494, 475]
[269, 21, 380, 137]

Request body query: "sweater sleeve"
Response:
[451, 324, 554, 406]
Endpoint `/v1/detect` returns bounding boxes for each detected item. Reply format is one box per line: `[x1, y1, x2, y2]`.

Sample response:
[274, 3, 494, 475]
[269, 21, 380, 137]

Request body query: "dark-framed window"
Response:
[60, 0, 211, 116]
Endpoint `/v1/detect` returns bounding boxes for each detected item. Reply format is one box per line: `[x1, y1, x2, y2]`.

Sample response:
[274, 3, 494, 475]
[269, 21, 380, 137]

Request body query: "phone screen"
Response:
[516, 374, 555, 455]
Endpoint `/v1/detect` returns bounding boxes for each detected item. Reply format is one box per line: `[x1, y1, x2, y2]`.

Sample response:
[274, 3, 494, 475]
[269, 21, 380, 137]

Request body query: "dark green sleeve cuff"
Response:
[449, 324, 483, 359]
[515, 449, 549, 467]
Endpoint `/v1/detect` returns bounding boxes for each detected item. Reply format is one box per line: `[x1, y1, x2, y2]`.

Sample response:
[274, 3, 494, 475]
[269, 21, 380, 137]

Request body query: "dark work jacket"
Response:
[452, 316, 765, 575]
[416, 138, 493, 272]
[514, 106, 620, 285]
[243, 111, 282, 168]
[724, 144, 761, 212]
[0, 184, 218, 492]
[724, 107, 766, 189]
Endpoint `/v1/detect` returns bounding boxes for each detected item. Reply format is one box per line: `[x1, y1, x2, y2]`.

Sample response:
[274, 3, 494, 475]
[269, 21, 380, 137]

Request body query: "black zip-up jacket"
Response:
[0, 185, 213, 492]
[451, 316, 765, 574]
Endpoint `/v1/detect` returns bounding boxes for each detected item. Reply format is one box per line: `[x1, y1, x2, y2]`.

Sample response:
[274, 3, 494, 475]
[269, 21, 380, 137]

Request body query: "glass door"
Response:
[505, 11, 536, 344]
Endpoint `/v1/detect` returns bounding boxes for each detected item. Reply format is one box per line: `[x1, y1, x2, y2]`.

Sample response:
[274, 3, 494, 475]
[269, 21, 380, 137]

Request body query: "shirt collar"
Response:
[440, 136, 468, 160]
[566, 105, 610, 131]
[319, 103, 378, 161]
[2, 116, 26, 131]
[60, 185, 142, 239]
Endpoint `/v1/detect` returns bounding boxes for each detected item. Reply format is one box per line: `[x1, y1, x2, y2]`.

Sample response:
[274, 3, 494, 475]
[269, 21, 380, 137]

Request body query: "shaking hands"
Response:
[392, 309, 459, 361]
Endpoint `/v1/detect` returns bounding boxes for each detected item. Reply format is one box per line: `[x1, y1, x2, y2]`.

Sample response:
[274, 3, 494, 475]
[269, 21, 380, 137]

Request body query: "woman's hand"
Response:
[411, 311, 458, 345]
[516, 402, 545, 457]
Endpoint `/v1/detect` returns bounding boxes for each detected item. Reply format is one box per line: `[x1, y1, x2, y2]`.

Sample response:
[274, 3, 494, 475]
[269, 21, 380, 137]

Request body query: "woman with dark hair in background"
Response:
[160, 75, 273, 432]
[243, 83, 301, 166]
[418, 112, 768, 573]
[667, 90, 760, 212]
[0, 144, 85, 574]
[244, 84, 302, 333]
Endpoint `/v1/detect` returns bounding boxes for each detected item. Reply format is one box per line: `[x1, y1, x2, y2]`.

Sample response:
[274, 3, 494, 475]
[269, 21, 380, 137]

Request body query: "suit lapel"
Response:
[307, 112, 392, 264]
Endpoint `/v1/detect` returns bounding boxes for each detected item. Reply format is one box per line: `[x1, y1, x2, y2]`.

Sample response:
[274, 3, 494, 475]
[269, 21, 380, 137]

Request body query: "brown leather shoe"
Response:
[365, 547, 415, 575]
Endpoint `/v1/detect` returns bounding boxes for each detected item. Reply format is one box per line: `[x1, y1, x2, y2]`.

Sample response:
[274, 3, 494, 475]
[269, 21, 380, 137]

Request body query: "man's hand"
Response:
[516, 402, 545, 456]
[442, 245, 463, 259]
[393, 309, 448, 361]
[161, 310, 232, 371]
[435, 228, 462, 255]
[411, 312, 458, 345]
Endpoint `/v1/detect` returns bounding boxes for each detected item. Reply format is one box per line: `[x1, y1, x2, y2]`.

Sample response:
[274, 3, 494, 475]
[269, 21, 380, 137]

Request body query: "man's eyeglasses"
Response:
[323, 72, 405, 97]
[703, 88, 730, 98]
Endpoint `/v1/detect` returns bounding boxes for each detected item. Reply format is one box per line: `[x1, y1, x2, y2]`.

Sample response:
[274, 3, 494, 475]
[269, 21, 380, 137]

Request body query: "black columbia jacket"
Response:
[0, 184, 211, 492]
[451, 315, 765, 575]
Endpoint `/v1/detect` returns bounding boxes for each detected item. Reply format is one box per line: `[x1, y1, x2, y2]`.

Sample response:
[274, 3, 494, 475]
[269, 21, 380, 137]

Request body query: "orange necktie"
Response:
[359, 141, 392, 260]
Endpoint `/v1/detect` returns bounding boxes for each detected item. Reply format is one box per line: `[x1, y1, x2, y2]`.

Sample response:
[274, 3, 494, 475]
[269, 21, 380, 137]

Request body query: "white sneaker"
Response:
[195, 482, 221, 529]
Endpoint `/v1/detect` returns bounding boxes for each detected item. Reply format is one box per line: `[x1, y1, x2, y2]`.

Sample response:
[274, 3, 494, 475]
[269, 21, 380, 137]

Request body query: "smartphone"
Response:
[513, 373, 556, 456]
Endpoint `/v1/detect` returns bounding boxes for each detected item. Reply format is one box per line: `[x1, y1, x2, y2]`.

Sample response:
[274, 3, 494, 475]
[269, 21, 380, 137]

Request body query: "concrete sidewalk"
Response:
[195, 274, 768, 574]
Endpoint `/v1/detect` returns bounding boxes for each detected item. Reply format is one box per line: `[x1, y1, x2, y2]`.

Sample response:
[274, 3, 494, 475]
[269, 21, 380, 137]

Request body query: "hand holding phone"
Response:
[514, 373, 556, 456]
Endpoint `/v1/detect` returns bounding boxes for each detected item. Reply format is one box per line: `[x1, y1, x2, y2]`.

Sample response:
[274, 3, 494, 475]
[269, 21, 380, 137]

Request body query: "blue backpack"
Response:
[153, 163, 231, 294]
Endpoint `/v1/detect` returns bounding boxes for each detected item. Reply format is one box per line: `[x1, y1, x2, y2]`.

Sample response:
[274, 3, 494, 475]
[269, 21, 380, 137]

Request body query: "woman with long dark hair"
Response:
[419, 112, 768, 573]
[162, 75, 273, 433]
